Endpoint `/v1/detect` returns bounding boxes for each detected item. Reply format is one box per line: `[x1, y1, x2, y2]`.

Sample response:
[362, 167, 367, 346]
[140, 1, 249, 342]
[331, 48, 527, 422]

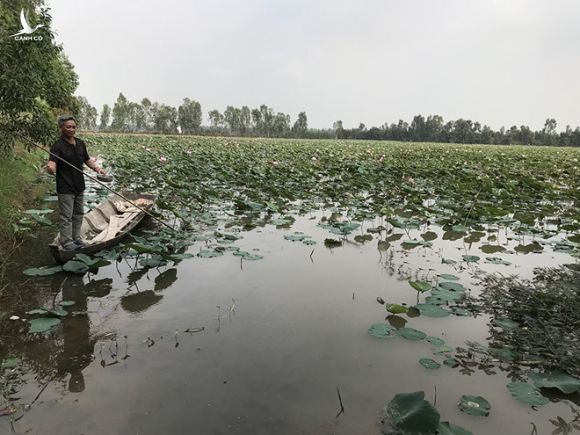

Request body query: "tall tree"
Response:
[240, 106, 251, 135]
[74, 96, 97, 130]
[223, 106, 241, 133]
[111, 93, 130, 131]
[99, 104, 110, 130]
[0, 1, 79, 150]
[272, 112, 290, 136]
[208, 110, 224, 129]
[178, 98, 202, 134]
[292, 112, 308, 136]
[141, 98, 153, 131]
[152, 103, 178, 134]
[333, 120, 345, 139]
[542, 118, 558, 146]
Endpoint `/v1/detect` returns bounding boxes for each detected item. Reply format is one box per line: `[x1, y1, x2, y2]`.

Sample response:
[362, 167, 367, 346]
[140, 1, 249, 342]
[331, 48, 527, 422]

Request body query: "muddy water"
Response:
[1, 206, 579, 434]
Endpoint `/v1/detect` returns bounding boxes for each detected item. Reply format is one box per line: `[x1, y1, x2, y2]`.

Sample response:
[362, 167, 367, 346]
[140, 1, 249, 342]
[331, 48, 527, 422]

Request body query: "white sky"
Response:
[46, 0, 580, 130]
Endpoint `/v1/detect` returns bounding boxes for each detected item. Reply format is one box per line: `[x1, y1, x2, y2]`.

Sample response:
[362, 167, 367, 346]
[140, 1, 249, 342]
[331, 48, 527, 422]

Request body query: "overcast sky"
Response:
[46, 0, 579, 130]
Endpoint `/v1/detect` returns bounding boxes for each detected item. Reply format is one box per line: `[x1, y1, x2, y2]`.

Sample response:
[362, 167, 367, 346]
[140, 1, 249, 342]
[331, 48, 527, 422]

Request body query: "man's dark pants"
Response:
[57, 193, 84, 245]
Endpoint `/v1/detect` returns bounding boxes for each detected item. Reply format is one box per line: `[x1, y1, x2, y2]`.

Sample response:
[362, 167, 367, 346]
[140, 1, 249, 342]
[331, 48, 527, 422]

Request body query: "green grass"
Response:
[0, 146, 47, 240]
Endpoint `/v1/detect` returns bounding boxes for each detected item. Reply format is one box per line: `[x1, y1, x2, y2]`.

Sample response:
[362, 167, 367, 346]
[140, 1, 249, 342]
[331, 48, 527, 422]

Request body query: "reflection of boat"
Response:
[50, 192, 156, 263]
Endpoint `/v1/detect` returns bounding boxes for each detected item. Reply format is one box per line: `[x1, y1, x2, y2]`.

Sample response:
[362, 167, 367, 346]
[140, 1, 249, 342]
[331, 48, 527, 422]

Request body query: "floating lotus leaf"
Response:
[302, 239, 317, 245]
[464, 232, 486, 244]
[62, 260, 89, 274]
[432, 345, 453, 354]
[480, 245, 506, 254]
[415, 304, 450, 318]
[26, 308, 49, 315]
[514, 243, 543, 254]
[166, 253, 194, 261]
[284, 233, 307, 241]
[450, 307, 473, 317]
[377, 240, 391, 251]
[368, 323, 395, 339]
[485, 257, 512, 265]
[324, 238, 342, 248]
[139, 254, 168, 267]
[438, 282, 465, 292]
[59, 301, 76, 306]
[419, 358, 441, 369]
[458, 395, 490, 417]
[386, 304, 408, 314]
[529, 371, 580, 394]
[506, 383, 549, 406]
[426, 336, 446, 346]
[354, 234, 373, 243]
[28, 318, 61, 333]
[408, 280, 432, 292]
[443, 357, 458, 368]
[74, 253, 110, 268]
[385, 233, 403, 242]
[406, 307, 421, 318]
[443, 231, 466, 241]
[430, 287, 464, 302]
[437, 421, 474, 435]
[23, 266, 63, 277]
[421, 231, 438, 242]
[396, 327, 427, 341]
[438, 274, 459, 281]
[385, 391, 440, 434]
[197, 250, 224, 258]
[386, 315, 407, 329]
[462, 255, 480, 263]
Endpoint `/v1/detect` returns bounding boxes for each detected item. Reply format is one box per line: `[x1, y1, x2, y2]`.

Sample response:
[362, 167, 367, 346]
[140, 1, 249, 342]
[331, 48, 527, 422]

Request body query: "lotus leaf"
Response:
[506, 383, 549, 406]
[458, 395, 490, 417]
[385, 391, 440, 433]
[368, 323, 395, 339]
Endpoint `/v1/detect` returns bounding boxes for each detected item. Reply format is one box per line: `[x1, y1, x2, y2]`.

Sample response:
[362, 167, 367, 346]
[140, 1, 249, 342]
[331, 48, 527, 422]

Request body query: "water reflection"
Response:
[121, 290, 163, 314]
[54, 275, 111, 393]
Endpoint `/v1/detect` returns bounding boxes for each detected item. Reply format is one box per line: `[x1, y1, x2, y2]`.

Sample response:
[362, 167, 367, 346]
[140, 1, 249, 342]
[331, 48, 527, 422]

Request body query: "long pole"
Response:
[17, 133, 175, 231]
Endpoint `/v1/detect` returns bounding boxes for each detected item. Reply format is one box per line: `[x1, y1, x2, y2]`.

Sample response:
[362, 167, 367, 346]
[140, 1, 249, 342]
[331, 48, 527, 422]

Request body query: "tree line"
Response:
[76, 94, 580, 147]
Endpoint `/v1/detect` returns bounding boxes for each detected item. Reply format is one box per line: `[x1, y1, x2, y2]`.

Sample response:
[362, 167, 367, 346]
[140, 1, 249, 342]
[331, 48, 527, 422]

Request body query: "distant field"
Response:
[87, 134, 580, 228]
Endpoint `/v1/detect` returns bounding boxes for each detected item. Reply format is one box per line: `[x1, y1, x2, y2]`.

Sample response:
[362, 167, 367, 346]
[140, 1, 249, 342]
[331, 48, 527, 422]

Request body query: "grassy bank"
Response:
[0, 146, 49, 240]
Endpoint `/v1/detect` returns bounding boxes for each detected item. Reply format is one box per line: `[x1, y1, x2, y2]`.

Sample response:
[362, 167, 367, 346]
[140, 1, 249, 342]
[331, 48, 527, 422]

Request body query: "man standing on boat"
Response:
[46, 115, 106, 251]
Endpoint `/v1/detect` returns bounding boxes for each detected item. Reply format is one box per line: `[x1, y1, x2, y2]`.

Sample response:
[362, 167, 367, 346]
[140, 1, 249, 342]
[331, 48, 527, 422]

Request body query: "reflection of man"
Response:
[46, 115, 106, 251]
[53, 275, 96, 393]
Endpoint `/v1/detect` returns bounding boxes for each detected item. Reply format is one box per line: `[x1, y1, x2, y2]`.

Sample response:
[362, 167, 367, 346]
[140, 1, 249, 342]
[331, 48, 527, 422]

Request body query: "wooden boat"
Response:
[50, 192, 156, 263]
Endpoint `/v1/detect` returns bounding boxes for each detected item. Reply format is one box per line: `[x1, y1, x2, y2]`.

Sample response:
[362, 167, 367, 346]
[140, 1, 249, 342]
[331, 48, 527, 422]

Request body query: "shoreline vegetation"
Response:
[0, 145, 50, 289]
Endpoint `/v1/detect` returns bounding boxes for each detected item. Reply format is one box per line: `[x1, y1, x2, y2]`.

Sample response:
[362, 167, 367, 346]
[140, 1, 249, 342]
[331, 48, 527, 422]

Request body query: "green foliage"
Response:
[0, 1, 78, 150]
[368, 323, 396, 339]
[506, 382, 549, 406]
[383, 391, 440, 434]
[458, 395, 491, 417]
[178, 98, 202, 134]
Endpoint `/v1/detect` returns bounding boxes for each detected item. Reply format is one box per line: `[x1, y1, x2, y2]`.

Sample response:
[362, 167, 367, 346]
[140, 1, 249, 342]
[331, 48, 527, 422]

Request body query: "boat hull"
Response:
[49, 192, 156, 263]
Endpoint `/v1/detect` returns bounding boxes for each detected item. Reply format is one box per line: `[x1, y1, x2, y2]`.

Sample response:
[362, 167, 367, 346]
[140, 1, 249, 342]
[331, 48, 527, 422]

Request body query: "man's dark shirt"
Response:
[49, 137, 90, 194]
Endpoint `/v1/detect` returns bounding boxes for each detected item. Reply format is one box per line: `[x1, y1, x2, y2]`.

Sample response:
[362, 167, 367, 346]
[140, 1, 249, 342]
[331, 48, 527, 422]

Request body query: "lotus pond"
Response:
[1, 135, 580, 434]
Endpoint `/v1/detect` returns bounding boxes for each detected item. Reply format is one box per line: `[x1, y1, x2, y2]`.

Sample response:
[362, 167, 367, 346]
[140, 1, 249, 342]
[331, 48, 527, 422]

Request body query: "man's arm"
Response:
[82, 140, 106, 175]
[85, 157, 106, 175]
[46, 143, 58, 175]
